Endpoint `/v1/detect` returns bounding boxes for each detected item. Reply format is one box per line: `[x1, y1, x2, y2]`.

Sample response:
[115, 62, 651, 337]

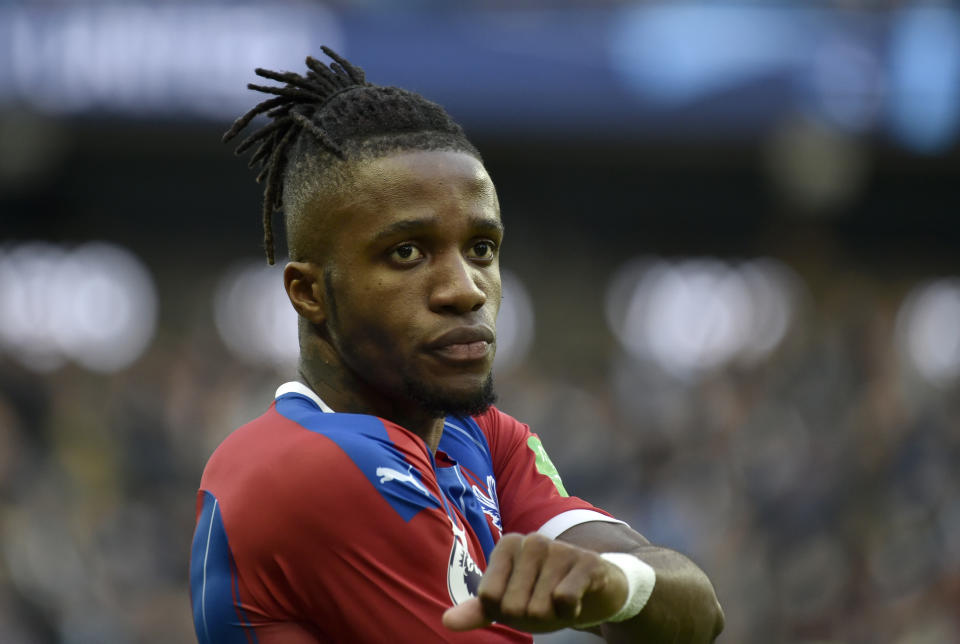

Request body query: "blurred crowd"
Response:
[519, 266, 960, 643]
[0, 247, 957, 644]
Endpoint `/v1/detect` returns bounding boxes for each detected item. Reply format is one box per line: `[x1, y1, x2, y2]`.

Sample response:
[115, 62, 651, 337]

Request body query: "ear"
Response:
[283, 261, 327, 325]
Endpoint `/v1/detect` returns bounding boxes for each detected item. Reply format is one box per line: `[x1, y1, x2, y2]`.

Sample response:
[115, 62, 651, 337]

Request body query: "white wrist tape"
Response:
[587, 553, 656, 625]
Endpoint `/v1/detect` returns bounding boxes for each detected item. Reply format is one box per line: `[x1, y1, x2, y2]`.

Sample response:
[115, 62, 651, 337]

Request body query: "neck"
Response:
[298, 340, 446, 453]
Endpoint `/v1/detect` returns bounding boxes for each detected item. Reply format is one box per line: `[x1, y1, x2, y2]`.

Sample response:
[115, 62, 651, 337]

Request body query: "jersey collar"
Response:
[274, 381, 335, 414]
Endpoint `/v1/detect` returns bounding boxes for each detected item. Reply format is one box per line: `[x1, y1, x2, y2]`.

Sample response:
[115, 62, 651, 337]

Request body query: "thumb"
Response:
[442, 598, 491, 632]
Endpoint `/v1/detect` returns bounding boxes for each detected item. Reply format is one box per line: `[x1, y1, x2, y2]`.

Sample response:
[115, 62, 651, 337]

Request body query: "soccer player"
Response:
[190, 48, 724, 643]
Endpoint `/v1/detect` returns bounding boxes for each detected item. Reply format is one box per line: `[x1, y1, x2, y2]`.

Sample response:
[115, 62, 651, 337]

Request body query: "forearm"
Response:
[599, 545, 724, 643]
[557, 522, 723, 643]
[444, 523, 723, 641]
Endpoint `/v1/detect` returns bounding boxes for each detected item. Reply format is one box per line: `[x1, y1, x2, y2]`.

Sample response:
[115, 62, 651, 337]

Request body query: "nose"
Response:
[429, 252, 487, 314]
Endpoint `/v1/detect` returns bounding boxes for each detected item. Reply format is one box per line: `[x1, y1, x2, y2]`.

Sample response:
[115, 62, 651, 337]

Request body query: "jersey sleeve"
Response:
[475, 407, 625, 537]
[190, 488, 325, 644]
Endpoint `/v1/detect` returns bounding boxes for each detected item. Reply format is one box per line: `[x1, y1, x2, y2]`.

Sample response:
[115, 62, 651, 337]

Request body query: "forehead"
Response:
[341, 149, 498, 218]
[295, 149, 500, 262]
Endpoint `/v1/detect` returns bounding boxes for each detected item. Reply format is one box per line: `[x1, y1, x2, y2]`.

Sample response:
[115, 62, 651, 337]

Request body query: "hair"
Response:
[223, 46, 481, 264]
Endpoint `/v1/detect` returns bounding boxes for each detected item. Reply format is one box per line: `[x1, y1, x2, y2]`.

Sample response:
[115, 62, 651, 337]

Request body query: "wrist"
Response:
[581, 552, 656, 626]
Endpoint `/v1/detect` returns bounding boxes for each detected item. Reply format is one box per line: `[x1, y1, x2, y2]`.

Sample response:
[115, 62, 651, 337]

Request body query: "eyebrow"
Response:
[369, 216, 504, 244]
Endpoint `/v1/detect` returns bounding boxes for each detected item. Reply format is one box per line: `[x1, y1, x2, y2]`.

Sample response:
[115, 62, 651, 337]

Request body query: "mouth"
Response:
[431, 340, 491, 362]
[425, 325, 495, 363]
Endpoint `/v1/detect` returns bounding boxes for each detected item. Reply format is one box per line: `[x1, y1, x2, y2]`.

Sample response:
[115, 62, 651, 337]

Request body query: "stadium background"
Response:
[1, 2, 959, 642]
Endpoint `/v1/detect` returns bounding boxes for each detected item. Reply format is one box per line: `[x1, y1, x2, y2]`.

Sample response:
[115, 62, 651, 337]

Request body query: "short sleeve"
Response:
[474, 407, 624, 537]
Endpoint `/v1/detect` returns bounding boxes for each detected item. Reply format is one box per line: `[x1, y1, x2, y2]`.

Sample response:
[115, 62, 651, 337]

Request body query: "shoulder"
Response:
[468, 405, 535, 460]
[202, 394, 443, 536]
[200, 398, 388, 526]
[201, 398, 351, 491]
[470, 405, 529, 438]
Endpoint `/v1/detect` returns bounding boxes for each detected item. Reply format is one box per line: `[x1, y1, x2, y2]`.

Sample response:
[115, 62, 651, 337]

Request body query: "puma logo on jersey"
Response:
[376, 466, 429, 496]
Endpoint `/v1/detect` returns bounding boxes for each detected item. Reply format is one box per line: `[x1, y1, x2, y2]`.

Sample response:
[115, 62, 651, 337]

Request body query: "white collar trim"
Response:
[274, 381, 335, 414]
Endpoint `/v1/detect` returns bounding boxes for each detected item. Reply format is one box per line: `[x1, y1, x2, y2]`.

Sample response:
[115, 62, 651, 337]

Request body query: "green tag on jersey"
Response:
[527, 436, 568, 497]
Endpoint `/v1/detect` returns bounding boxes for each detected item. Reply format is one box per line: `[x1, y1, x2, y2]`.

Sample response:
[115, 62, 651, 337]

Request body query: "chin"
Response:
[402, 373, 496, 418]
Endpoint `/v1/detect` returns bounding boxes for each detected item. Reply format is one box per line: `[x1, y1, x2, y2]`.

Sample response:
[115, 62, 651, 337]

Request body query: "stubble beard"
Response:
[402, 371, 497, 419]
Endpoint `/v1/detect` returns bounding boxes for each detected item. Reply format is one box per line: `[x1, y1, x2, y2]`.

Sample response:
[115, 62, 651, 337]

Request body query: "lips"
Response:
[425, 325, 495, 362]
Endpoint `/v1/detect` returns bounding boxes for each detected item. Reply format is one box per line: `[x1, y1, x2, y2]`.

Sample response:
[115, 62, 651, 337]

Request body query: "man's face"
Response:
[310, 149, 503, 417]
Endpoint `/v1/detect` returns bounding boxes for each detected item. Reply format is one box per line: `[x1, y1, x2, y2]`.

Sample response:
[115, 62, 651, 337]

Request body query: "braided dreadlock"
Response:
[224, 46, 480, 264]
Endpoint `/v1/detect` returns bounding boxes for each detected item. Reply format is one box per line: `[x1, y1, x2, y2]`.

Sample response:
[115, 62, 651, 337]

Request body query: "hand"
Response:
[442, 533, 628, 634]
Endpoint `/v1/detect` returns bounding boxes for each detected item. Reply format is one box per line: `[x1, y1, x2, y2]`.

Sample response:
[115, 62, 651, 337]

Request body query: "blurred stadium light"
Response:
[0, 241, 157, 372]
[213, 259, 299, 369]
[0, 242, 67, 371]
[608, 5, 808, 105]
[887, 4, 960, 153]
[493, 270, 535, 376]
[605, 257, 799, 379]
[809, 34, 883, 134]
[896, 278, 960, 387]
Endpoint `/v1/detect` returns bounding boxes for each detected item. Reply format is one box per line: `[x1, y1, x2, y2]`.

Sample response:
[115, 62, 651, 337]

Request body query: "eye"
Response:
[390, 243, 423, 263]
[467, 240, 496, 261]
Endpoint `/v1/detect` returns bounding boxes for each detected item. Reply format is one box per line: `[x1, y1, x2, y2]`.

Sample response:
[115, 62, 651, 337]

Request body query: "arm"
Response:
[456, 409, 723, 640]
[559, 521, 724, 643]
[443, 521, 724, 643]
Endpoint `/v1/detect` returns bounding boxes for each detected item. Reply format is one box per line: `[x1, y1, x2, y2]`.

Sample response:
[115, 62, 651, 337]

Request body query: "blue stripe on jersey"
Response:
[190, 491, 258, 644]
[439, 416, 494, 478]
[443, 419, 490, 459]
[275, 393, 442, 522]
[438, 416, 499, 560]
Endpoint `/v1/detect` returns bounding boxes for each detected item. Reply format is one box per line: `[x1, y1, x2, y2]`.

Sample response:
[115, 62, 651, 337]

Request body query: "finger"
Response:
[525, 543, 579, 621]
[552, 555, 605, 617]
[442, 598, 490, 632]
[498, 534, 550, 621]
[477, 534, 522, 617]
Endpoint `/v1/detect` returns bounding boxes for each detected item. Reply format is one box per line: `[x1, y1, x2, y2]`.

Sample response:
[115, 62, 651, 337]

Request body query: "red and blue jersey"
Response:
[190, 382, 620, 643]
